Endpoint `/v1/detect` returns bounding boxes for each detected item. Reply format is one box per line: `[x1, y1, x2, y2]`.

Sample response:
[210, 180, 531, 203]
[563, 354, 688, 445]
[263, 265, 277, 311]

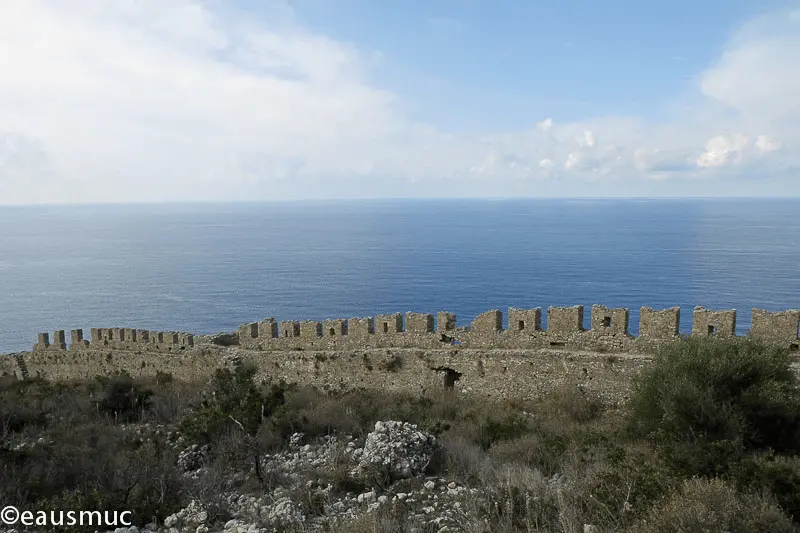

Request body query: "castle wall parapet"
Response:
[692, 307, 737, 338]
[639, 307, 681, 339]
[28, 305, 800, 355]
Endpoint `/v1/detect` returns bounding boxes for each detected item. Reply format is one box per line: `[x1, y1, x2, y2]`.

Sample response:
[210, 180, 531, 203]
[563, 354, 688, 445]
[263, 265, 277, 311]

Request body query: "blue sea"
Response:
[1, 199, 799, 354]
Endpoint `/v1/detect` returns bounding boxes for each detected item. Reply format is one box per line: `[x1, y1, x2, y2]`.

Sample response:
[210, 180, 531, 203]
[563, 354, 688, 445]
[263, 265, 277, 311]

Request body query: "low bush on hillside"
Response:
[179, 364, 285, 442]
[629, 338, 800, 478]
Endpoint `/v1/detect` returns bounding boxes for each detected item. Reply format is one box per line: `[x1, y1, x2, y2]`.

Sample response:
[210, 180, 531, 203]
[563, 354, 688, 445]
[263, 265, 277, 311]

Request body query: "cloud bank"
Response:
[0, 1, 798, 203]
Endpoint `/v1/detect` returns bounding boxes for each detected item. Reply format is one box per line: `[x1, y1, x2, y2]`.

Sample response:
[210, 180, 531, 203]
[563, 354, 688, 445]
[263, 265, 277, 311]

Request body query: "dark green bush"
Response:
[180, 365, 285, 442]
[0, 423, 183, 532]
[94, 372, 153, 423]
[732, 452, 800, 523]
[629, 338, 800, 476]
[477, 413, 531, 449]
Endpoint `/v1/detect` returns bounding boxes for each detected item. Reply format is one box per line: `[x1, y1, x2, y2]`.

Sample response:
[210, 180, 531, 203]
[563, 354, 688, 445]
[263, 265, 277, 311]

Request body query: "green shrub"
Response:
[477, 413, 531, 449]
[180, 365, 285, 442]
[94, 372, 153, 423]
[629, 338, 800, 476]
[0, 423, 183, 532]
[732, 452, 800, 523]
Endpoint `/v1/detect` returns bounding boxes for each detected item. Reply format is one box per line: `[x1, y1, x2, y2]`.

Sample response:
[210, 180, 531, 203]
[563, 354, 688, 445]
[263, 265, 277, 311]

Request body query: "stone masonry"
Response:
[23, 305, 800, 356]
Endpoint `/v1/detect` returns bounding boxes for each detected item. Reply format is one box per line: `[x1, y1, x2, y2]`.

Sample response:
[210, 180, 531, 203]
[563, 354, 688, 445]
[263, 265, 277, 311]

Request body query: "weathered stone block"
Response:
[279, 321, 301, 338]
[548, 306, 584, 335]
[376, 313, 403, 334]
[349, 317, 374, 337]
[639, 307, 680, 339]
[239, 323, 259, 340]
[299, 321, 323, 338]
[259, 318, 279, 339]
[750, 309, 800, 343]
[137, 329, 150, 344]
[124, 328, 137, 343]
[405, 312, 434, 334]
[692, 307, 737, 338]
[34, 332, 50, 351]
[70, 329, 88, 349]
[179, 333, 194, 347]
[508, 308, 542, 334]
[591, 305, 629, 335]
[324, 319, 349, 337]
[437, 312, 457, 332]
[471, 310, 503, 335]
[52, 330, 67, 350]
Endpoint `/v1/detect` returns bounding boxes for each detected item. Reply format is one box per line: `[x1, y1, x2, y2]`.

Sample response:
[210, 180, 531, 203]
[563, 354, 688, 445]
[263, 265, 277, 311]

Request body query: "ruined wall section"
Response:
[692, 307, 737, 338]
[639, 307, 680, 339]
[750, 309, 800, 348]
[33, 327, 194, 353]
[22, 305, 800, 359]
[406, 312, 434, 334]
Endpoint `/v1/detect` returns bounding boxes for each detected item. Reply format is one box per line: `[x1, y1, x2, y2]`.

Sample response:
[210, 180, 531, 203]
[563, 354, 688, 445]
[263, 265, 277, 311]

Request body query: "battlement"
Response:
[28, 305, 800, 355]
[34, 327, 194, 353]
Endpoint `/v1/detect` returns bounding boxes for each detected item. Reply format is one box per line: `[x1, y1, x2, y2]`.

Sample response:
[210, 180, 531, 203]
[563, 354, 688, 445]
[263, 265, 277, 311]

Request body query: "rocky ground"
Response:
[1, 418, 585, 533]
[0, 421, 575, 533]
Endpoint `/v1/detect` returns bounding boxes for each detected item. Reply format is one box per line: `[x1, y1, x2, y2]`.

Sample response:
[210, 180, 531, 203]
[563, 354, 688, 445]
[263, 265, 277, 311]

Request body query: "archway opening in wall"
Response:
[518, 320, 525, 331]
[708, 325, 716, 336]
[602, 316, 612, 328]
[329, 328, 336, 336]
[790, 343, 799, 352]
[383, 322, 389, 333]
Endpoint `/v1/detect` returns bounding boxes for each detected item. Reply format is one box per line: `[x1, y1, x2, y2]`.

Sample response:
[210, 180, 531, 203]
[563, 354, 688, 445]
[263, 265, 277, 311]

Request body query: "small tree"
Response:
[95, 372, 152, 423]
[180, 364, 285, 442]
[629, 338, 800, 476]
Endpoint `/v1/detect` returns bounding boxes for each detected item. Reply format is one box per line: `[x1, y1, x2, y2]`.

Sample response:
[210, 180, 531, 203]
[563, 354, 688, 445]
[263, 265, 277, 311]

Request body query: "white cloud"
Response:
[0, 1, 798, 203]
[696, 134, 749, 168]
[577, 130, 596, 148]
[755, 134, 782, 154]
[700, 11, 800, 126]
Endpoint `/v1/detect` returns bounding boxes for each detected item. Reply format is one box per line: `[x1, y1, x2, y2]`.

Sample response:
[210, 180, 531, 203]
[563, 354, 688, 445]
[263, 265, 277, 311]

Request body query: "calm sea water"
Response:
[1, 199, 799, 353]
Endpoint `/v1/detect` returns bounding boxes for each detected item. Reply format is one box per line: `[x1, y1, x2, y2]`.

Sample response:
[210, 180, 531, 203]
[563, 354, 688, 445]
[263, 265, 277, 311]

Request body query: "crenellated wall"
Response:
[33, 327, 195, 353]
[25, 305, 800, 356]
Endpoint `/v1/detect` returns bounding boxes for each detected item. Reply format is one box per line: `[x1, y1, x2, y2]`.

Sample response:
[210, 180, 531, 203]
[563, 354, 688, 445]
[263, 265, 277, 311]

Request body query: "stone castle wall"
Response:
[19, 305, 800, 356]
[2, 304, 799, 401]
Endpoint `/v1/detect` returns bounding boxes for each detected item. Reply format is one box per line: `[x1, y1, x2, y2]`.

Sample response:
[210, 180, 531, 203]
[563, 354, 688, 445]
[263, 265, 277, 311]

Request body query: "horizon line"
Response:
[3, 195, 800, 208]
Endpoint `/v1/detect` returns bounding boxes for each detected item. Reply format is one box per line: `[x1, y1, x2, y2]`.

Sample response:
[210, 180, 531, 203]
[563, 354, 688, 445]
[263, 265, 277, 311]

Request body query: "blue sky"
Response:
[284, 0, 777, 127]
[0, 0, 798, 203]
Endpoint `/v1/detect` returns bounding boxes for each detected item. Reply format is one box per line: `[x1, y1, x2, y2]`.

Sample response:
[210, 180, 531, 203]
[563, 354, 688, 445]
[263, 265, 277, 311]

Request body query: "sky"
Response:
[0, 0, 799, 204]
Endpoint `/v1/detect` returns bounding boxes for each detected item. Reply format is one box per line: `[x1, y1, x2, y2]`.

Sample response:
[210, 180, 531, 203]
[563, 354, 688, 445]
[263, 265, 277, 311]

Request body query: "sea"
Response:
[1, 198, 799, 354]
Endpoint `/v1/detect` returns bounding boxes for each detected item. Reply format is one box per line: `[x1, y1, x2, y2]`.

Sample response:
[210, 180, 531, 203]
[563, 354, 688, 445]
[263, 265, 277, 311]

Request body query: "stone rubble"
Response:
[0, 420, 566, 533]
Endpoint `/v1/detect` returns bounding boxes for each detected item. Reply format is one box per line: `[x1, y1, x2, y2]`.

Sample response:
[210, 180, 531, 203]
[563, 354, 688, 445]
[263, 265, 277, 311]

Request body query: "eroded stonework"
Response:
[5, 303, 800, 402]
[23, 305, 800, 356]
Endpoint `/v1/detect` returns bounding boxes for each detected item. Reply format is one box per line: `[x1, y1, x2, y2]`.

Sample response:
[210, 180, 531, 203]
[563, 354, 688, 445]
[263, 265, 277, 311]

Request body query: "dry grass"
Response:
[632, 477, 796, 533]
